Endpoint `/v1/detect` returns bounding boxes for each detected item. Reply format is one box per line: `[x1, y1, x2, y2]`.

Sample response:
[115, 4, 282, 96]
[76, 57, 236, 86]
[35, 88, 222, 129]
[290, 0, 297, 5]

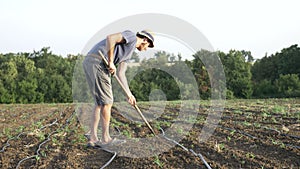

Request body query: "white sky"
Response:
[0, 0, 299, 59]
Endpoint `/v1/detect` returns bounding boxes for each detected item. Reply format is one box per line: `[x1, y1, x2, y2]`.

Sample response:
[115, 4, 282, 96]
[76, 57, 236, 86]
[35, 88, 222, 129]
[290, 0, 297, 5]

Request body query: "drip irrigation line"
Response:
[190, 149, 212, 169]
[15, 109, 76, 169]
[159, 128, 188, 151]
[16, 130, 57, 169]
[98, 127, 212, 169]
[85, 146, 118, 169]
[285, 144, 300, 149]
[15, 155, 37, 169]
[221, 126, 257, 139]
[0, 132, 26, 152]
[263, 127, 300, 139]
[0, 118, 58, 153]
[99, 148, 117, 169]
[263, 126, 280, 133]
[221, 125, 300, 150]
[159, 128, 212, 169]
[280, 133, 300, 139]
[93, 127, 121, 169]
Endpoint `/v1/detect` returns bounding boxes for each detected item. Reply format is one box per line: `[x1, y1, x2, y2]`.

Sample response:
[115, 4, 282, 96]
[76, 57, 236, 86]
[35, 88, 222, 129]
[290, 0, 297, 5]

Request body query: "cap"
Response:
[137, 30, 154, 48]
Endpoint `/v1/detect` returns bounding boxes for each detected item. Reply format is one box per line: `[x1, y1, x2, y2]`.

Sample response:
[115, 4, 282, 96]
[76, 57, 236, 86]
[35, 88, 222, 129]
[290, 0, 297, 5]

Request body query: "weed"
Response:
[280, 143, 286, 149]
[233, 110, 243, 115]
[215, 142, 225, 152]
[35, 121, 43, 129]
[35, 155, 40, 161]
[176, 127, 184, 134]
[122, 130, 132, 138]
[242, 121, 252, 127]
[37, 131, 46, 141]
[230, 130, 236, 135]
[272, 105, 285, 114]
[153, 155, 164, 168]
[246, 152, 255, 159]
[187, 116, 197, 124]
[261, 108, 271, 119]
[52, 137, 59, 146]
[253, 123, 261, 128]
[16, 125, 25, 133]
[271, 117, 277, 123]
[3, 128, 13, 139]
[40, 150, 47, 157]
[270, 138, 278, 145]
[75, 134, 86, 144]
[136, 123, 142, 128]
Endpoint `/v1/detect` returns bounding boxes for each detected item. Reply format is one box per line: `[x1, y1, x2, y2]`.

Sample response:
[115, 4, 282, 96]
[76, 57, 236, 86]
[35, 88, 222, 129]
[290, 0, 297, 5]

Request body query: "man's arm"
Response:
[117, 62, 136, 105]
[106, 32, 125, 74]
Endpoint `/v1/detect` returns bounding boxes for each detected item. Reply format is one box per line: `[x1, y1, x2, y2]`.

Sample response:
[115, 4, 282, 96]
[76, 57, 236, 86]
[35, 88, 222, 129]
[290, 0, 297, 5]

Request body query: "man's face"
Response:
[137, 38, 150, 51]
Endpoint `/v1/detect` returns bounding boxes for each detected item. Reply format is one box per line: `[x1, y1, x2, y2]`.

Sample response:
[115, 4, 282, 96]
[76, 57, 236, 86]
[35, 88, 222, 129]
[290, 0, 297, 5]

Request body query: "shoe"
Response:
[100, 138, 126, 147]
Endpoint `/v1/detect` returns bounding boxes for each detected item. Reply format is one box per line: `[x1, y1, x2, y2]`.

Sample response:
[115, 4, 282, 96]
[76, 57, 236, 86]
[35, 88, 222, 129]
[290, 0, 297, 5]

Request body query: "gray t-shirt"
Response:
[87, 30, 137, 65]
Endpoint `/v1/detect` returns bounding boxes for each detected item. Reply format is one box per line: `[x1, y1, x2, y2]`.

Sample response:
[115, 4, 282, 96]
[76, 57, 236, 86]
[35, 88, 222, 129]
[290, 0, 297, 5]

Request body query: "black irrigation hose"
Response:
[92, 128, 121, 169]
[99, 148, 117, 169]
[280, 133, 300, 139]
[0, 118, 59, 153]
[14, 108, 76, 169]
[221, 126, 257, 139]
[159, 128, 212, 169]
[263, 126, 300, 140]
[98, 128, 212, 169]
[285, 144, 300, 149]
[221, 125, 300, 149]
[16, 130, 58, 169]
[1, 132, 25, 153]
[159, 128, 188, 151]
[190, 149, 212, 169]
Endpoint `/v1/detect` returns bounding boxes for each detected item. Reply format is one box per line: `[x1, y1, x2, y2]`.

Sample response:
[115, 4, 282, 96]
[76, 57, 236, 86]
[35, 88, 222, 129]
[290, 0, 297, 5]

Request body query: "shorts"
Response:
[82, 55, 113, 105]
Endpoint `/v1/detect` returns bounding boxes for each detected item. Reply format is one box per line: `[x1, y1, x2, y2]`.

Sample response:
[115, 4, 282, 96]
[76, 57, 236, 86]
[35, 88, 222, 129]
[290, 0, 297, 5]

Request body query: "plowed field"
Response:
[1, 99, 299, 168]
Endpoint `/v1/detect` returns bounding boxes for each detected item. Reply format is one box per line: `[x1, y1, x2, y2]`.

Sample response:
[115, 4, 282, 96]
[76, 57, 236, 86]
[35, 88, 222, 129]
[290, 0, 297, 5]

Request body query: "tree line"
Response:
[0, 44, 299, 103]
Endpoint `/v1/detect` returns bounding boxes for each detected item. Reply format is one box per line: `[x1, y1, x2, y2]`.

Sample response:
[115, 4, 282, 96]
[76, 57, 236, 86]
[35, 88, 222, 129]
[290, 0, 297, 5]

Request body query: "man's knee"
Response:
[101, 104, 112, 111]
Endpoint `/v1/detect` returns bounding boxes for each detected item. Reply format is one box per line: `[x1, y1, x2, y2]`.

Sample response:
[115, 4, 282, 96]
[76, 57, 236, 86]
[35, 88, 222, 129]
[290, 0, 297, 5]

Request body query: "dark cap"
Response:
[137, 30, 154, 48]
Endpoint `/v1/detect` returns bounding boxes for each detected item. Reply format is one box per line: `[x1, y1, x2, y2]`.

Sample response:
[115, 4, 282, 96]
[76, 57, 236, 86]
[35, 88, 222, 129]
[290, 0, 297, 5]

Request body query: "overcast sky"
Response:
[0, 0, 299, 59]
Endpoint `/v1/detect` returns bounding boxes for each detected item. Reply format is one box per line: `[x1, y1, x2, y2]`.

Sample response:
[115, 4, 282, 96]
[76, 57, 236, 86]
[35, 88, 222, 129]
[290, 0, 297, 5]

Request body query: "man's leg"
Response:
[89, 105, 101, 143]
[101, 104, 113, 143]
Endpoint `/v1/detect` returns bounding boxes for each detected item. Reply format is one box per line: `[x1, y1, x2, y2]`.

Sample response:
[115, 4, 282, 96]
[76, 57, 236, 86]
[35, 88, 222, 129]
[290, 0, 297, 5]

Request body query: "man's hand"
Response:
[108, 62, 116, 75]
[128, 95, 136, 106]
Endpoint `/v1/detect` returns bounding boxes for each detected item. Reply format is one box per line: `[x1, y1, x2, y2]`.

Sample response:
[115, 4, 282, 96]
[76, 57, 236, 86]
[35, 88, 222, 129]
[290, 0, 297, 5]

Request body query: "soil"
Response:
[0, 99, 299, 169]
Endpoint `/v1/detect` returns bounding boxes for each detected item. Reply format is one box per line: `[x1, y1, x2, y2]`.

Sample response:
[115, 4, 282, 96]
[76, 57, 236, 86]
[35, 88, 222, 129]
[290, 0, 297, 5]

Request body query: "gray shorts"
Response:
[82, 55, 113, 105]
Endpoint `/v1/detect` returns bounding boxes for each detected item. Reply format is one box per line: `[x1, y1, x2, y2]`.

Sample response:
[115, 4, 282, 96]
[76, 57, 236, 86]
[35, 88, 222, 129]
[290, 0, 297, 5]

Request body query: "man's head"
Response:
[136, 30, 154, 51]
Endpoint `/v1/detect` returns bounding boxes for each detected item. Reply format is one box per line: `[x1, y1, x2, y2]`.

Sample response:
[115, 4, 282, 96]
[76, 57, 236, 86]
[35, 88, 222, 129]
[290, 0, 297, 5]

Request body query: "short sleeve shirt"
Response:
[87, 30, 137, 65]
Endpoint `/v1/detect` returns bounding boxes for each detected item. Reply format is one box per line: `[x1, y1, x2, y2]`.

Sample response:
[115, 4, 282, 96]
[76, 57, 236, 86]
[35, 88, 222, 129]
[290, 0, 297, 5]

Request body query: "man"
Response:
[82, 30, 154, 147]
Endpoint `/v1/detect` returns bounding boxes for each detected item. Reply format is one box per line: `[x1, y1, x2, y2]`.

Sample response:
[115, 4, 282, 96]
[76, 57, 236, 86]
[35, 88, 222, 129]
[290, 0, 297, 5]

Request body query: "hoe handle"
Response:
[98, 50, 156, 135]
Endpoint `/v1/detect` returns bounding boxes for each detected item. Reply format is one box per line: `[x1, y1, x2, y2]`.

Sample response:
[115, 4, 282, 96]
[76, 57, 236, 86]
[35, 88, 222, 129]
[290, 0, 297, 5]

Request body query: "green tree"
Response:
[155, 51, 170, 64]
[31, 47, 74, 103]
[187, 50, 211, 99]
[275, 74, 300, 97]
[219, 50, 253, 98]
[13, 54, 41, 103]
[0, 54, 18, 103]
[252, 44, 300, 83]
[252, 79, 276, 98]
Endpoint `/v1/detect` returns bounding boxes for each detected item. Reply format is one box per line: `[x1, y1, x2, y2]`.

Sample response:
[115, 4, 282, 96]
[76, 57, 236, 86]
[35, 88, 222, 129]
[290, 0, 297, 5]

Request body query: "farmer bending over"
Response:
[82, 30, 155, 147]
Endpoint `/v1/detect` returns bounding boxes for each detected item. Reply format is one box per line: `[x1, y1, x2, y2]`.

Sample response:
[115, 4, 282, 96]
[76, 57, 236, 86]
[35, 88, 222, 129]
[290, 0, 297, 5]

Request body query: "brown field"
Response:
[0, 99, 299, 169]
